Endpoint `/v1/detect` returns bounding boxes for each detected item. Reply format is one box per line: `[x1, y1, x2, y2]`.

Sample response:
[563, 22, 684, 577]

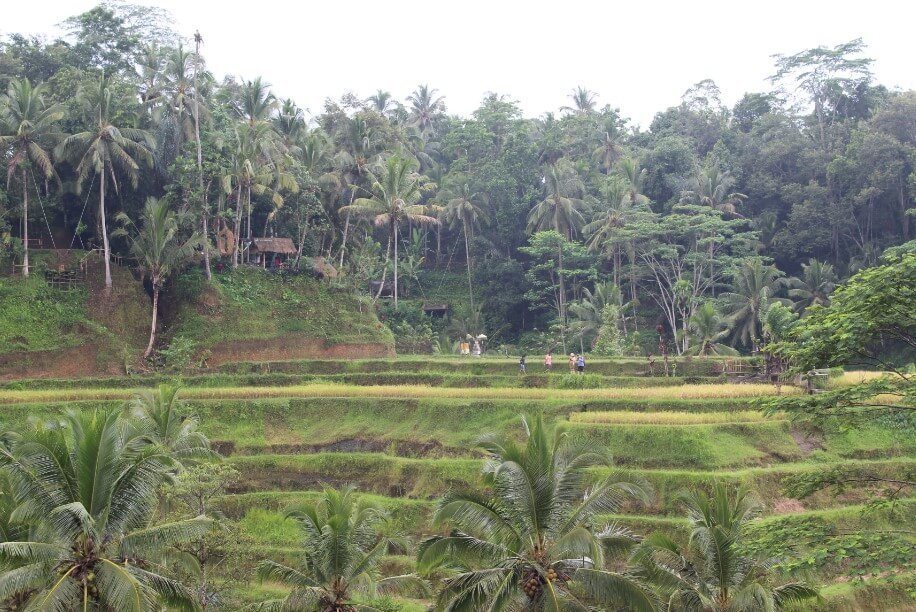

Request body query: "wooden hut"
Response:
[248, 237, 296, 268]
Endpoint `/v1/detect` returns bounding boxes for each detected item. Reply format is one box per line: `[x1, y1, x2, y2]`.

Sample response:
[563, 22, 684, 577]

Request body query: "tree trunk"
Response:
[899, 185, 911, 241]
[21, 168, 29, 278]
[393, 220, 399, 310]
[338, 210, 350, 269]
[232, 188, 243, 269]
[246, 187, 252, 262]
[144, 284, 159, 359]
[464, 224, 474, 311]
[373, 229, 392, 302]
[100, 170, 113, 290]
[709, 234, 715, 297]
[193, 43, 210, 281]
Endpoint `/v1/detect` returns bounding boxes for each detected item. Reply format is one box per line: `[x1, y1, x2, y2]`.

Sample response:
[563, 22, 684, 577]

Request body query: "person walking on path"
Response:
[544, 352, 553, 372]
[568, 353, 577, 374]
[519, 355, 527, 374]
[576, 353, 586, 375]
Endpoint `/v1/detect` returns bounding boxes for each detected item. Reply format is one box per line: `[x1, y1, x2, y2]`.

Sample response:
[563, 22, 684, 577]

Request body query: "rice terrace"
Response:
[0, 2, 914, 610]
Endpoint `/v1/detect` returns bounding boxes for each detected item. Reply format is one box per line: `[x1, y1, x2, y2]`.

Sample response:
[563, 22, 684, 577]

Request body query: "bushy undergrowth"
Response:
[0, 277, 88, 353]
[171, 268, 393, 349]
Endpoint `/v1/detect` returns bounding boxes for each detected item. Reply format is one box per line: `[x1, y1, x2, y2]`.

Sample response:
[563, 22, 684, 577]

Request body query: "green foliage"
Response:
[592, 303, 625, 355]
[157, 335, 206, 371]
[0, 277, 87, 353]
[172, 268, 393, 349]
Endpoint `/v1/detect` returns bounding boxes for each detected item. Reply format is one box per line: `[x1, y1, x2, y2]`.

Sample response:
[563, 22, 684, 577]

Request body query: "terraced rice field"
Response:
[3, 358, 913, 610]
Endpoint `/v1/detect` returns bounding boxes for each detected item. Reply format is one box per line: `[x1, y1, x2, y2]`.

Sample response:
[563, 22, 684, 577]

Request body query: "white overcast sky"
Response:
[3, 0, 914, 127]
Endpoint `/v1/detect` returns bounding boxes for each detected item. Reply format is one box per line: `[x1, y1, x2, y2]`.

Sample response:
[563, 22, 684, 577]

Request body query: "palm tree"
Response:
[159, 44, 210, 147]
[335, 116, 379, 267]
[418, 415, 656, 611]
[442, 182, 489, 311]
[633, 484, 818, 611]
[113, 197, 202, 358]
[257, 486, 426, 611]
[339, 155, 438, 309]
[562, 86, 598, 115]
[273, 98, 307, 155]
[56, 75, 153, 290]
[125, 384, 216, 462]
[685, 301, 739, 356]
[192, 30, 212, 281]
[721, 259, 788, 349]
[527, 162, 585, 324]
[788, 259, 837, 313]
[237, 76, 277, 125]
[593, 130, 621, 174]
[367, 89, 394, 114]
[407, 84, 444, 137]
[680, 167, 747, 295]
[0, 79, 63, 278]
[223, 121, 289, 266]
[0, 409, 212, 610]
[585, 179, 632, 289]
[569, 281, 624, 351]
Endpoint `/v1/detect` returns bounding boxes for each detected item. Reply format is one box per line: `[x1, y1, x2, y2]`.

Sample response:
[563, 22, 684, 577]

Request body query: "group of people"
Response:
[519, 352, 586, 374]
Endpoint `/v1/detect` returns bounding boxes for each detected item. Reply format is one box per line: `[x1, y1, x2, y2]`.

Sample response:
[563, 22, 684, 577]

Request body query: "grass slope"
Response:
[169, 268, 394, 351]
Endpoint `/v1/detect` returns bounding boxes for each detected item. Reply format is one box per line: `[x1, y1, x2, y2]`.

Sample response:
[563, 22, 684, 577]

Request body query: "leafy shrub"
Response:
[158, 335, 208, 372]
[551, 373, 606, 389]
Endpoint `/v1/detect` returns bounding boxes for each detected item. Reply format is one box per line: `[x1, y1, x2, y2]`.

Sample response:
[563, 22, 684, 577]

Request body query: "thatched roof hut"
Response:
[249, 238, 297, 256]
[248, 237, 297, 268]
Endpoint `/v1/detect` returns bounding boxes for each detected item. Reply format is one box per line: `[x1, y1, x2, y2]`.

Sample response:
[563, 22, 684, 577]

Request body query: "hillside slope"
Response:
[0, 261, 149, 379]
[167, 269, 394, 365]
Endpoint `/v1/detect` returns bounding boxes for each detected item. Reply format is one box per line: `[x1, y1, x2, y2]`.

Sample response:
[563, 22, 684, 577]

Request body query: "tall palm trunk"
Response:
[464, 222, 474, 311]
[393, 219, 399, 310]
[232, 187, 243, 268]
[246, 186, 253, 262]
[373, 229, 392, 302]
[144, 283, 159, 358]
[100, 170, 113, 289]
[338, 199, 351, 269]
[193, 61, 211, 280]
[709, 233, 716, 297]
[21, 168, 29, 278]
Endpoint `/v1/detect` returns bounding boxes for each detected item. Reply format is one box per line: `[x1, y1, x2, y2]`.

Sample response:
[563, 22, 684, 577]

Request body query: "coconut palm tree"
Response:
[367, 89, 394, 114]
[593, 130, 621, 174]
[191, 30, 212, 281]
[0, 409, 212, 611]
[442, 182, 489, 311]
[0, 79, 63, 278]
[273, 98, 307, 155]
[418, 415, 656, 611]
[125, 384, 216, 462]
[788, 259, 837, 313]
[257, 486, 427, 611]
[113, 197, 202, 358]
[222, 121, 290, 266]
[680, 167, 746, 294]
[56, 75, 154, 290]
[406, 84, 444, 137]
[585, 179, 633, 289]
[237, 76, 277, 126]
[562, 86, 598, 115]
[685, 301, 739, 357]
[527, 161, 585, 324]
[159, 44, 210, 147]
[335, 116, 380, 267]
[569, 281, 624, 351]
[633, 484, 818, 611]
[721, 259, 789, 349]
[339, 155, 438, 309]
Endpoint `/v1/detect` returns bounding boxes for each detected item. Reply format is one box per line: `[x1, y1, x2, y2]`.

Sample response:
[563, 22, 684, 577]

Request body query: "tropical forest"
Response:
[0, 2, 912, 610]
